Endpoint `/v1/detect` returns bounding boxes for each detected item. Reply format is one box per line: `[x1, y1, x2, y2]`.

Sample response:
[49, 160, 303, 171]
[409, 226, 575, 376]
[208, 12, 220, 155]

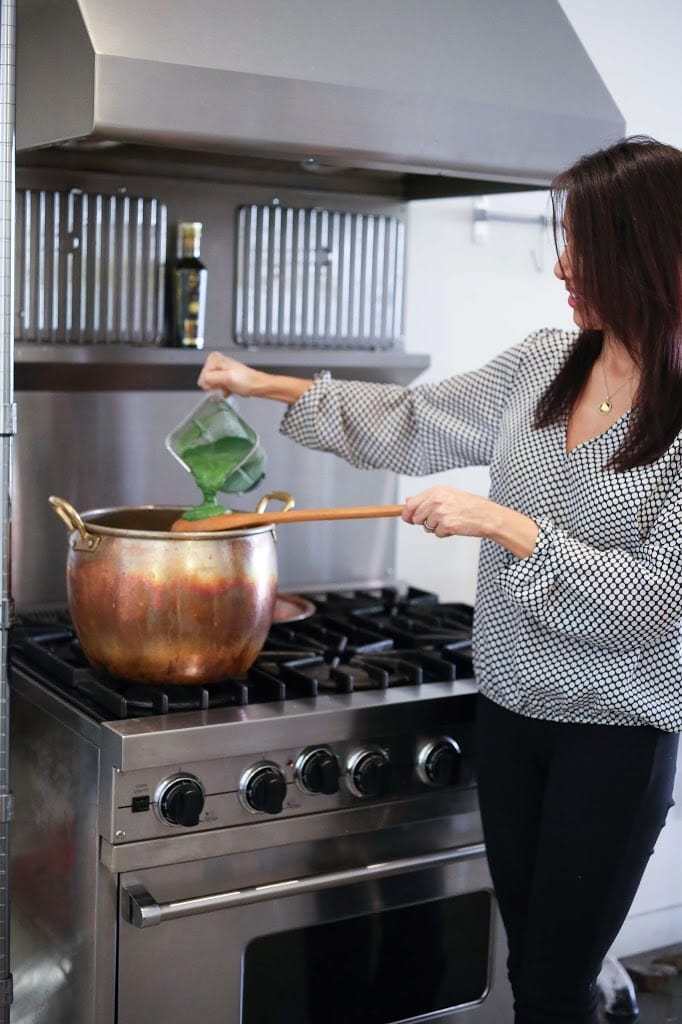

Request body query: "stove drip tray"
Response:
[11, 587, 475, 721]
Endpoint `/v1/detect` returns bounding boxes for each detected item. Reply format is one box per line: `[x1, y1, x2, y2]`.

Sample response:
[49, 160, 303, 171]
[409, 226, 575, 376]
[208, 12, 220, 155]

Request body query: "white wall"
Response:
[557, 0, 682, 143]
[398, 0, 682, 959]
[398, 191, 572, 603]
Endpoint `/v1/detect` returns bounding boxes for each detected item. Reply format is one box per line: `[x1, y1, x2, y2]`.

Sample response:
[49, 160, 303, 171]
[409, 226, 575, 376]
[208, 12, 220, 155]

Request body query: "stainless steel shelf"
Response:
[14, 344, 430, 391]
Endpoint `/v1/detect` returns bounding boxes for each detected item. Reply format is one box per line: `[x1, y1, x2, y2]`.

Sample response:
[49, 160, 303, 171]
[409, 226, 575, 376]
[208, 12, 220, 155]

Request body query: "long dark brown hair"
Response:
[534, 136, 682, 470]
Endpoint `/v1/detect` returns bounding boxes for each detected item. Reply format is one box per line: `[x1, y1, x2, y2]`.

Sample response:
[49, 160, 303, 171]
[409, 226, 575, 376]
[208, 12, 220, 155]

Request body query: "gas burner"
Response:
[247, 647, 459, 696]
[354, 613, 472, 651]
[407, 601, 475, 629]
[15, 630, 247, 716]
[107, 681, 245, 716]
[394, 586, 444, 611]
[302, 585, 440, 617]
[303, 588, 393, 616]
[266, 615, 393, 658]
[244, 650, 395, 697]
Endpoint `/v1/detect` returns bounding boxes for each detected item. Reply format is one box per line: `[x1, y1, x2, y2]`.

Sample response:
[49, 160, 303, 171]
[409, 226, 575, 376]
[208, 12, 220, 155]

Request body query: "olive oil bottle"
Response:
[172, 221, 208, 348]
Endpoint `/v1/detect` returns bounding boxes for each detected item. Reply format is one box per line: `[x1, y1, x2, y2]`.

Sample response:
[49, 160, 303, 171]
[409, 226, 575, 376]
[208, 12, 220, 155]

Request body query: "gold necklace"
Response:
[598, 362, 635, 415]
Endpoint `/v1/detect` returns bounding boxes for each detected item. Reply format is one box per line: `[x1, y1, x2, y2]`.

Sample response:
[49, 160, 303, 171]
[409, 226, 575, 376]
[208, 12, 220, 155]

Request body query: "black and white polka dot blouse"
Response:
[280, 328, 682, 732]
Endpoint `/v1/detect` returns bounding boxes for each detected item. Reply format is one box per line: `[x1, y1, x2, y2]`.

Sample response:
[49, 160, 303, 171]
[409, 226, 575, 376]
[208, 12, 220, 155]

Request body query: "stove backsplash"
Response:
[13, 388, 400, 609]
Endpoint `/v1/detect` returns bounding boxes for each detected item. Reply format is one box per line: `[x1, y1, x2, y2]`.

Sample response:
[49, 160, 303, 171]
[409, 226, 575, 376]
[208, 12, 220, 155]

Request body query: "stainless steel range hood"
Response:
[16, 0, 624, 198]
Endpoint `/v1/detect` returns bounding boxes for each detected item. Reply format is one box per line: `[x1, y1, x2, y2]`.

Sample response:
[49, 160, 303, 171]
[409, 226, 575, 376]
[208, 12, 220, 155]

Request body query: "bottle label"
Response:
[175, 267, 207, 348]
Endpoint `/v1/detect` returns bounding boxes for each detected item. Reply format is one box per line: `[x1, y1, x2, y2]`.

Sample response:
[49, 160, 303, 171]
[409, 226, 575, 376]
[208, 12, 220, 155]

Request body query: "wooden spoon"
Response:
[170, 504, 404, 533]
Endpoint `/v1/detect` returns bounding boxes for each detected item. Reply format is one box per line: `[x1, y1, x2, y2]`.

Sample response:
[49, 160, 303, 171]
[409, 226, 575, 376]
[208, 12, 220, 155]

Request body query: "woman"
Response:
[198, 136, 682, 1024]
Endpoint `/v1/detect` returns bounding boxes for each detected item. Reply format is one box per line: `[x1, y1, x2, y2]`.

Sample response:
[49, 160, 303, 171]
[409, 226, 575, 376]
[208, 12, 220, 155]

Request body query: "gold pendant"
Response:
[598, 399, 612, 414]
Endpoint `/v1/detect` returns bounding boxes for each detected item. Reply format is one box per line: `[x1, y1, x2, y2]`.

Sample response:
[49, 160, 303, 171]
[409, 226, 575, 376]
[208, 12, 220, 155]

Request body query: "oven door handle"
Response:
[123, 841, 486, 928]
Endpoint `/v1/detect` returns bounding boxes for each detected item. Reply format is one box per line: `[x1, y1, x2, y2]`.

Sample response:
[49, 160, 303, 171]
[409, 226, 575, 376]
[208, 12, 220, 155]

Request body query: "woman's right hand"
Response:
[197, 351, 314, 405]
[197, 351, 262, 397]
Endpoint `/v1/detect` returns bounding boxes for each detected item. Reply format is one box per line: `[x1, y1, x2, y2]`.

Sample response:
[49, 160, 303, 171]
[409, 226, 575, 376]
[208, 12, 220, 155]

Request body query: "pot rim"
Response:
[78, 504, 275, 540]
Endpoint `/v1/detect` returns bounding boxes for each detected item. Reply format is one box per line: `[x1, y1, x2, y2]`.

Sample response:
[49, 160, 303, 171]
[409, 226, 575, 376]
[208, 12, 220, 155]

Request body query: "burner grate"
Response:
[10, 589, 475, 720]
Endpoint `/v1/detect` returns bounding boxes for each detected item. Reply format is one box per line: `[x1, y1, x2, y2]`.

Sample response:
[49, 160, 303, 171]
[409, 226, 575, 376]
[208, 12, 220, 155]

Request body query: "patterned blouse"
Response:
[280, 328, 682, 733]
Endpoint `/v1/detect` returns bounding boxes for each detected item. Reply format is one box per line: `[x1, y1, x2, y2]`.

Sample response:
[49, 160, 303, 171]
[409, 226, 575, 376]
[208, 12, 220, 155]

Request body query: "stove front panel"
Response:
[101, 686, 478, 844]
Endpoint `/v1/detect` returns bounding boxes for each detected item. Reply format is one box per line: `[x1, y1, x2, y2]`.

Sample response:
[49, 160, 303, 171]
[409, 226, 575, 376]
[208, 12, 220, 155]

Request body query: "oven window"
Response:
[242, 891, 492, 1024]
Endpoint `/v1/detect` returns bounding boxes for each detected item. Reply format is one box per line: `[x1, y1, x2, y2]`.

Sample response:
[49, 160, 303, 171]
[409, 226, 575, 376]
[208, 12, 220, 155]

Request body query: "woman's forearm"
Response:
[486, 504, 540, 560]
[249, 371, 313, 404]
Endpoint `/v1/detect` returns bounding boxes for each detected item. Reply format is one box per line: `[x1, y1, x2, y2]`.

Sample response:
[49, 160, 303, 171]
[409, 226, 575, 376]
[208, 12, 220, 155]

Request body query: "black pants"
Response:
[475, 694, 678, 1024]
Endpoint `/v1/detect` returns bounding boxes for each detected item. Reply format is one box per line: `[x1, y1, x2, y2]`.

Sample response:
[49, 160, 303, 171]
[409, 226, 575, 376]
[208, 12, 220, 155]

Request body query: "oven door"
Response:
[117, 833, 512, 1024]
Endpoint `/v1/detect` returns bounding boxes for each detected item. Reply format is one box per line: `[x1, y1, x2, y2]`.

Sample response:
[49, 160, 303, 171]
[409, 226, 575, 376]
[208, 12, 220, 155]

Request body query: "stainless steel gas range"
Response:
[9, 588, 512, 1024]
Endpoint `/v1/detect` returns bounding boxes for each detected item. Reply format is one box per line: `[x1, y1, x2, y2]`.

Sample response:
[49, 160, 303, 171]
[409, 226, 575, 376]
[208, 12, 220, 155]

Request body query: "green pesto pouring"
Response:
[180, 436, 256, 520]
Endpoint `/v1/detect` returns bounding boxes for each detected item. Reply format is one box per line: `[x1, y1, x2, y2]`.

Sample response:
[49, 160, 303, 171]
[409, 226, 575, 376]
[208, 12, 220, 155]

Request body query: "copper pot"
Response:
[49, 493, 294, 685]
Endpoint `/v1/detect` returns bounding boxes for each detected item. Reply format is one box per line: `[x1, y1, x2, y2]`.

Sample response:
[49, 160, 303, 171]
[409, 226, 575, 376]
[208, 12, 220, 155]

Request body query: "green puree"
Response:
[180, 436, 254, 521]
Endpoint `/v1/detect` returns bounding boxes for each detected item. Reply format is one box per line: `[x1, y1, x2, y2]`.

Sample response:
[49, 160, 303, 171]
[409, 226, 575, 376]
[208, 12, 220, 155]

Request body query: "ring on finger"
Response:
[423, 521, 436, 534]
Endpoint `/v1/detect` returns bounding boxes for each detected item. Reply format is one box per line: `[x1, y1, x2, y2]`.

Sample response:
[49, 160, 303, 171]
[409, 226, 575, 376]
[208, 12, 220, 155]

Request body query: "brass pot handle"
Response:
[255, 491, 296, 515]
[49, 496, 100, 552]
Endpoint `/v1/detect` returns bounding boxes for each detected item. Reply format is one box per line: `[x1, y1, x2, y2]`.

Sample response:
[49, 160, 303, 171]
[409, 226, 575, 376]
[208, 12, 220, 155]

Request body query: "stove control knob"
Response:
[296, 748, 340, 795]
[347, 748, 392, 800]
[240, 763, 287, 815]
[158, 775, 205, 827]
[418, 737, 462, 788]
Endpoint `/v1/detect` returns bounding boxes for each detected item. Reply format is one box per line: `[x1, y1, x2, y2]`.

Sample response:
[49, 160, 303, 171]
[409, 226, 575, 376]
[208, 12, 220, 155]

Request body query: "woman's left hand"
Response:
[402, 486, 540, 559]
[402, 486, 497, 539]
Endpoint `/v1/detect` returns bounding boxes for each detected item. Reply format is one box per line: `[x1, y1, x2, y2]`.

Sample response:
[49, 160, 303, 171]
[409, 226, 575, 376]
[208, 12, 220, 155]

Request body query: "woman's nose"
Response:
[554, 249, 567, 281]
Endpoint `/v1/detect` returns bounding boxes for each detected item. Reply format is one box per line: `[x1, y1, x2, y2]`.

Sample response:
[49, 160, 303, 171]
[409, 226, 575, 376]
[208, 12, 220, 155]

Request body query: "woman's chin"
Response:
[572, 308, 600, 331]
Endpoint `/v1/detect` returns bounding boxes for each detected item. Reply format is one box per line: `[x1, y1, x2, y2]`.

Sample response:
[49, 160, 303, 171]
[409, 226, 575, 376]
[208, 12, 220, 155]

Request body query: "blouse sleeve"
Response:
[279, 338, 528, 475]
[496, 470, 682, 652]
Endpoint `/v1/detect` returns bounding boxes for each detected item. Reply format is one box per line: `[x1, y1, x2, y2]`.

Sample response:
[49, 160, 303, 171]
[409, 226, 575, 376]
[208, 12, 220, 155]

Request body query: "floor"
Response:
[600, 946, 682, 1023]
